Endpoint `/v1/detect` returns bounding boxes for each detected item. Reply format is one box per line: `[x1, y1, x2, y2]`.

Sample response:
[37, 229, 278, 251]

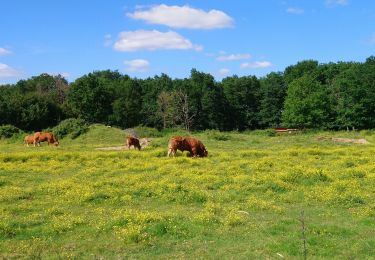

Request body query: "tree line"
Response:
[1, 56, 374, 132]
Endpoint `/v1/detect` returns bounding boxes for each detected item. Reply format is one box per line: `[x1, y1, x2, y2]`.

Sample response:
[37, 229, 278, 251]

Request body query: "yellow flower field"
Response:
[0, 126, 374, 258]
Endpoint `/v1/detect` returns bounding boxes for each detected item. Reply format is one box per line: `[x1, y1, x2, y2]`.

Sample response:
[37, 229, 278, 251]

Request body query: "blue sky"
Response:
[1, 0, 375, 84]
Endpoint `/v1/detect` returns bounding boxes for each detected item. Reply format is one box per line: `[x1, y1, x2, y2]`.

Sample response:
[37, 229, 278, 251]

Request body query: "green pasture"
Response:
[1, 125, 374, 259]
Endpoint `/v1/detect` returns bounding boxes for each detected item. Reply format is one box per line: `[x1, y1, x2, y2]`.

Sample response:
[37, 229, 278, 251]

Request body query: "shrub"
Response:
[161, 127, 190, 137]
[0, 125, 22, 139]
[264, 128, 277, 137]
[248, 129, 277, 137]
[204, 129, 231, 141]
[51, 118, 88, 139]
[132, 126, 164, 138]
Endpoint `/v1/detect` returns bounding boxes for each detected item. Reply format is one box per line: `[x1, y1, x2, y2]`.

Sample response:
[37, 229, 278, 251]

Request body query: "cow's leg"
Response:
[168, 149, 176, 157]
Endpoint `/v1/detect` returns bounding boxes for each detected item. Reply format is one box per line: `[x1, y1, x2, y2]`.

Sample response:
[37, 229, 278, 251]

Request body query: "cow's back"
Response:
[34, 131, 59, 145]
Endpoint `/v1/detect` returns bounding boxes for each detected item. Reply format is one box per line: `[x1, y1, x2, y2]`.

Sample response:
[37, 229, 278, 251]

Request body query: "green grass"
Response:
[1, 125, 375, 258]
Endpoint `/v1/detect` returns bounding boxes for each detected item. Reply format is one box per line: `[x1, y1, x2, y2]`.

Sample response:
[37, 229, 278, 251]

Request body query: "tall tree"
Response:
[173, 89, 195, 131]
[222, 75, 261, 130]
[157, 91, 175, 129]
[284, 60, 319, 84]
[282, 74, 331, 129]
[141, 73, 173, 128]
[111, 79, 143, 128]
[67, 73, 113, 123]
[259, 72, 286, 128]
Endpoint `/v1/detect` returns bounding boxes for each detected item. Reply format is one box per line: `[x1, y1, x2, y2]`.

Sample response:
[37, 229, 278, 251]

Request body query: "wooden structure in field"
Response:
[274, 128, 299, 134]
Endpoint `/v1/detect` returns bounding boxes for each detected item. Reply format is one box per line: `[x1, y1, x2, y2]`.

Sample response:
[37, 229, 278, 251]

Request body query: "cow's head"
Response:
[53, 136, 59, 146]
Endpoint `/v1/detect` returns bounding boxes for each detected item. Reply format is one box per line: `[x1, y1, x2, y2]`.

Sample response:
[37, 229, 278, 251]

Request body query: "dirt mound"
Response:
[317, 136, 370, 144]
[124, 128, 138, 138]
[139, 138, 151, 148]
[95, 138, 152, 151]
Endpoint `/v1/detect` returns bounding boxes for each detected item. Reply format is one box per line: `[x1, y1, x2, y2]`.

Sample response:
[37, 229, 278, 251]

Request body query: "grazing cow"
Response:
[34, 132, 59, 146]
[168, 136, 208, 158]
[127, 136, 141, 150]
[24, 135, 36, 147]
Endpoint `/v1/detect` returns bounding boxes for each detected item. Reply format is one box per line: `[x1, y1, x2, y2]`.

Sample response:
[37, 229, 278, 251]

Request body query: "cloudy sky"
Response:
[1, 0, 375, 84]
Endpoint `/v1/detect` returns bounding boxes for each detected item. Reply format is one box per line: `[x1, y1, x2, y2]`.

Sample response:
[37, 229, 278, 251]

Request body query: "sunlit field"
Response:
[1, 125, 375, 259]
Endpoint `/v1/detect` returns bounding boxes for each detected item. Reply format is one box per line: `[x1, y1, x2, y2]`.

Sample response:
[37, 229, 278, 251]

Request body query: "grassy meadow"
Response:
[1, 125, 375, 259]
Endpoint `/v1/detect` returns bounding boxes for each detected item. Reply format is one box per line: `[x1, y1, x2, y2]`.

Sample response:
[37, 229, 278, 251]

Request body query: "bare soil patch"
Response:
[317, 137, 370, 144]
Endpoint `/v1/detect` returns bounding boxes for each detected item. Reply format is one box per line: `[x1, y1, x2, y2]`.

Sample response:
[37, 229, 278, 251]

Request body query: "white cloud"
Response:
[325, 0, 348, 6]
[216, 53, 251, 61]
[124, 59, 150, 72]
[114, 30, 202, 52]
[0, 47, 12, 56]
[104, 34, 112, 47]
[217, 68, 230, 77]
[286, 7, 304, 14]
[0, 63, 20, 78]
[127, 4, 233, 29]
[240, 61, 273, 69]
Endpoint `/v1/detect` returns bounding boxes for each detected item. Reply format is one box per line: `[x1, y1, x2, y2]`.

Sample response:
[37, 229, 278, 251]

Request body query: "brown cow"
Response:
[34, 132, 59, 146]
[168, 136, 208, 158]
[127, 136, 141, 150]
[24, 135, 36, 147]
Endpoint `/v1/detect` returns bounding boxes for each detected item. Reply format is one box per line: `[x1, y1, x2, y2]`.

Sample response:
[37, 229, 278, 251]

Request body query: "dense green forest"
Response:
[1, 56, 374, 131]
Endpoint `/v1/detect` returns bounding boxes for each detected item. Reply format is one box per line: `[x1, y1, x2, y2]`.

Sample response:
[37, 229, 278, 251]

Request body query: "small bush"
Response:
[264, 128, 277, 137]
[132, 126, 164, 138]
[51, 118, 88, 139]
[249, 129, 277, 137]
[161, 127, 191, 137]
[205, 129, 231, 141]
[0, 125, 22, 139]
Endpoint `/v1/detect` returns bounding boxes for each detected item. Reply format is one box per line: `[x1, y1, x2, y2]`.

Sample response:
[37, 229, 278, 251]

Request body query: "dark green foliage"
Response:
[264, 128, 277, 137]
[67, 73, 114, 123]
[3, 93, 62, 131]
[221, 75, 261, 130]
[50, 118, 88, 139]
[111, 79, 143, 128]
[205, 129, 231, 141]
[190, 69, 225, 130]
[1, 57, 375, 132]
[140, 74, 173, 128]
[133, 127, 164, 138]
[282, 75, 331, 129]
[259, 72, 286, 127]
[284, 60, 319, 84]
[0, 125, 22, 139]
